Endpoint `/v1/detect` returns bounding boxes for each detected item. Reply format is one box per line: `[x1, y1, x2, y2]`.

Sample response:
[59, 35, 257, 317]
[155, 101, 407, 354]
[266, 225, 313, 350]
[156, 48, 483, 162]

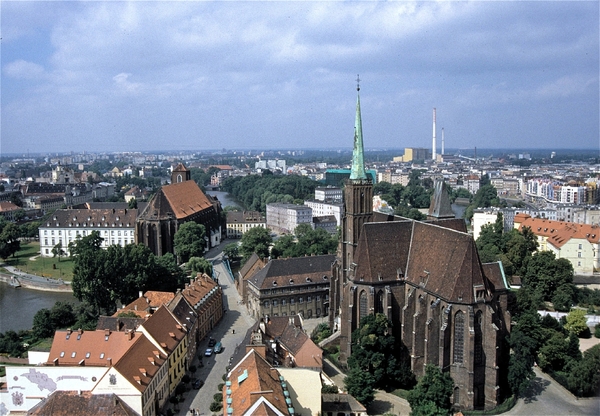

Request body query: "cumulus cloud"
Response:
[3, 60, 46, 80]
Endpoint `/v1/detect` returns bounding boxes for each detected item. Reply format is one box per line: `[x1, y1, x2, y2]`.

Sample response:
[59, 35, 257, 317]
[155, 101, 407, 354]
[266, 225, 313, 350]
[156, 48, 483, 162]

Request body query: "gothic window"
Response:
[176, 174, 183, 183]
[375, 290, 384, 314]
[474, 311, 483, 365]
[454, 387, 460, 405]
[453, 311, 465, 364]
[359, 290, 368, 321]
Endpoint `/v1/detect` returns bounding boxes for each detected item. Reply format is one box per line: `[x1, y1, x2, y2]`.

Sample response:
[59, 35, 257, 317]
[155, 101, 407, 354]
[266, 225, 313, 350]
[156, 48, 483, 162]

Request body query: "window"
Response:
[578, 252, 582, 258]
[290, 298, 295, 304]
[273, 300, 278, 307]
[359, 291, 368, 321]
[282, 299, 287, 305]
[299, 297, 304, 303]
[264, 301, 270, 307]
[474, 312, 483, 365]
[453, 311, 465, 364]
[579, 244, 583, 249]
[71, 352, 76, 358]
[307, 296, 312, 302]
[316, 295, 321, 301]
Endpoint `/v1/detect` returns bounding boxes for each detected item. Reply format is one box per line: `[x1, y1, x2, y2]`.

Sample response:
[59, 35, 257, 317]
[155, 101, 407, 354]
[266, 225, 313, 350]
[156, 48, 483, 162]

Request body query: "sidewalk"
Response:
[1, 264, 71, 292]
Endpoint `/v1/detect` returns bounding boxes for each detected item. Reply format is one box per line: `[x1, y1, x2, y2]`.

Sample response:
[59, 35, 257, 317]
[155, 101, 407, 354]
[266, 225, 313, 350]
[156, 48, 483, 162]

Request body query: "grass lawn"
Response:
[3, 241, 74, 280]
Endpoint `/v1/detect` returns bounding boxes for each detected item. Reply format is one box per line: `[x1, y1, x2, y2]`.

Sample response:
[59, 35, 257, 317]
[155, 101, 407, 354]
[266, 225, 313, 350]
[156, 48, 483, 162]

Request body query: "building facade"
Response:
[226, 210, 266, 238]
[266, 203, 313, 234]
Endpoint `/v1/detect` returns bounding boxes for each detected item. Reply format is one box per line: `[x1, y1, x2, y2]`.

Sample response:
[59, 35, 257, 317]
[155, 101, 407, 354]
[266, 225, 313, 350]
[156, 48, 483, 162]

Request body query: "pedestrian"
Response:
[232, 329, 235, 334]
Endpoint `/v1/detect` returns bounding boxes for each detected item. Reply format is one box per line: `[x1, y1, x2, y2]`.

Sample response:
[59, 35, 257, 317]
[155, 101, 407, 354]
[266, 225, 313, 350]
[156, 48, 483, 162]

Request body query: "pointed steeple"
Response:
[350, 75, 367, 181]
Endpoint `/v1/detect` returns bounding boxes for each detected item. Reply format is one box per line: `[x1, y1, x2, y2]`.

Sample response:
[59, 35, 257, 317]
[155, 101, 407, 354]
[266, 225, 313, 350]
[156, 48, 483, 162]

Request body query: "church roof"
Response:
[352, 220, 489, 304]
[141, 180, 213, 221]
[428, 180, 455, 219]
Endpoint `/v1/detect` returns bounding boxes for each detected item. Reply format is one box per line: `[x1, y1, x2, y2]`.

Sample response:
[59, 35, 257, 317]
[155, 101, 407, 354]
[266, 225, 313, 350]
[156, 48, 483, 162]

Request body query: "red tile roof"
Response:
[161, 181, 213, 220]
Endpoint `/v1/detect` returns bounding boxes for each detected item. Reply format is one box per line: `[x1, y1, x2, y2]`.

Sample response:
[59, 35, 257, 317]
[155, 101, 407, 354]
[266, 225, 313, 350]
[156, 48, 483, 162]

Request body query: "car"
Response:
[208, 338, 216, 347]
[214, 341, 223, 354]
[193, 379, 204, 389]
[204, 348, 213, 356]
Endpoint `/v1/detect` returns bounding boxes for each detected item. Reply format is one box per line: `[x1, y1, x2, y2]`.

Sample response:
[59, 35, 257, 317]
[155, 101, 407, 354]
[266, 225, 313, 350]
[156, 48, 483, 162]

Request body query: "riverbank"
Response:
[0, 266, 72, 293]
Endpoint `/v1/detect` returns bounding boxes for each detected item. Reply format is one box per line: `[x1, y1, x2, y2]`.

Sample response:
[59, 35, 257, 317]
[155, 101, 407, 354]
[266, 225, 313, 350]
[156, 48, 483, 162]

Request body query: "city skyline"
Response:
[2, 1, 598, 155]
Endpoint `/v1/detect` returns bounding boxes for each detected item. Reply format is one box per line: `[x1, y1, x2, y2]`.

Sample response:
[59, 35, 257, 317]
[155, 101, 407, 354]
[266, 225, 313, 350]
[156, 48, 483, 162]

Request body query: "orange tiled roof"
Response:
[516, 216, 600, 248]
[27, 390, 138, 415]
[182, 274, 219, 307]
[113, 333, 167, 393]
[161, 181, 213, 220]
[47, 329, 139, 367]
[139, 306, 186, 354]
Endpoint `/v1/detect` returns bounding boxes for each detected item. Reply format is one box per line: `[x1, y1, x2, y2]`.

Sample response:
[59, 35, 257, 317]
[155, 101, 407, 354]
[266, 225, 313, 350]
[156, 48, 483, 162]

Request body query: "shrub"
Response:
[595, 323, 600, 339]
[209, 401, 223, 412]
[214, 393, 223, 402]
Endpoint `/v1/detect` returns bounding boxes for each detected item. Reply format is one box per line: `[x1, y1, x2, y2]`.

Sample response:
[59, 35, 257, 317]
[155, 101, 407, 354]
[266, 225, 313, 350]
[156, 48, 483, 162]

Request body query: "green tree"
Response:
[240, 226, 272, 262]
[348, 313, 414, 391]
[223, 242, 240, 260]
[507, 311, 541, 397]
[294, 224, 337, 257]
[174, 222, 207, 263]
[344, 367, 376, 407]
[407, 364, 454, 416]
[0, 219, 21, 260]
[128, 198, 138, 209]
[32, 308, 54, 339]
[50, 301, 76, 329]
[51, 242, 66, 262]
[538, 331, 570, 373]
[567, 344, 600, 397]
[186, 257, 213, 277]
[270, 234, 297, 259]
[564, 309, 588, 336]
[522, 251, 574, 302]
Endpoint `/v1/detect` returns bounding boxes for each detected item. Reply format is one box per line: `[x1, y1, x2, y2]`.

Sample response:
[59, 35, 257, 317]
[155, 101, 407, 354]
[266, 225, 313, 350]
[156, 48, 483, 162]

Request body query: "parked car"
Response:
[193, 379, 204, 389]
[214, 341, 223, 354]
[208, 338, 216, 347]
[204, 348, 213, 356]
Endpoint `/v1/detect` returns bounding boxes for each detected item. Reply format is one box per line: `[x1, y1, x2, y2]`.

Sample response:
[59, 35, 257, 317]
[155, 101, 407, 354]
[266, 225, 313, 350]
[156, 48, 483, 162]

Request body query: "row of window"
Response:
[44, 229, 134, 236]
[264, 295, 329, 307]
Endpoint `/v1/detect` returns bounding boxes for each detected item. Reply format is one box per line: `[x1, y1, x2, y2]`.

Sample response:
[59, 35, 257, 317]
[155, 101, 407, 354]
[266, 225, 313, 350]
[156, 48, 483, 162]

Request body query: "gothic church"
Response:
[329, 84, 511, 410]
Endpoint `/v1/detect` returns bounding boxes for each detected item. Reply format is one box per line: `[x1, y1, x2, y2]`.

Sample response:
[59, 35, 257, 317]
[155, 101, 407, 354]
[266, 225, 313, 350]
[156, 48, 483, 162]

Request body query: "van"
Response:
[214, 341, 223, 354]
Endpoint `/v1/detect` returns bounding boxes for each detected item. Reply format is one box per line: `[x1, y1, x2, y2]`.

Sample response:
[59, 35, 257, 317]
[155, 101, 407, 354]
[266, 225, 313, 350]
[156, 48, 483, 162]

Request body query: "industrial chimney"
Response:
[441, 127, 445, 156]
[432, 108, 437, 161]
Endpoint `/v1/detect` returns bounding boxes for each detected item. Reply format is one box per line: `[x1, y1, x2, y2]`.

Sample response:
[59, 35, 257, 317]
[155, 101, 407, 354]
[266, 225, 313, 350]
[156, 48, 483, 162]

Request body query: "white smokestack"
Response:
[441, 127, 445, 156]
[432, 108, 437, 161]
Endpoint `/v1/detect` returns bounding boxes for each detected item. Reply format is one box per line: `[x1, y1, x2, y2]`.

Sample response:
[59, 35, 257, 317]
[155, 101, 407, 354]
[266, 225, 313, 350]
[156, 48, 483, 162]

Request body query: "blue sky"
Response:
[1, 0, 598, 155]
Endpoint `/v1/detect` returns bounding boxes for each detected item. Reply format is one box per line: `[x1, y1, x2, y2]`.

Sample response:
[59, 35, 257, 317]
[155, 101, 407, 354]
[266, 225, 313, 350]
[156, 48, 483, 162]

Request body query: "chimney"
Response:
[127, 330, 134, 340]
[53, 358, 59, 366]
[139, 290, 143, 298]
[441, 127, 445, 155]
[432, 108, 437, 161]
[107, 358, 112, 366]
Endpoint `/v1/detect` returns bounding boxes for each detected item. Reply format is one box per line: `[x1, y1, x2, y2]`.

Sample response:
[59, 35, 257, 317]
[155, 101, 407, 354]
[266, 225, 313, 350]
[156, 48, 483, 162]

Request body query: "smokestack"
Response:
[432, 108, 437, 161]
[441, 127, 445, 156]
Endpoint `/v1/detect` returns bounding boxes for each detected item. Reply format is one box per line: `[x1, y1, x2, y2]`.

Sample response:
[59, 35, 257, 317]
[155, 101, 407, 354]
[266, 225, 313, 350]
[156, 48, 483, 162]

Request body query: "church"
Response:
[329, 84, 511, 410]
[136, 163, 224, 257]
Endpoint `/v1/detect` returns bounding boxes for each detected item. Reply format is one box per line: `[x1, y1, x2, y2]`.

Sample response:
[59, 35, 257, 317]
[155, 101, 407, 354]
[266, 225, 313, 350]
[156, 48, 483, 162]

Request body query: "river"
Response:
[0, 283, 78, 333]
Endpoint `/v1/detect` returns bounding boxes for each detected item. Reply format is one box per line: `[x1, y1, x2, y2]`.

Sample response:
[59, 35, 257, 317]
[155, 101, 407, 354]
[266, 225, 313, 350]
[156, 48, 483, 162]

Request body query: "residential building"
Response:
[246, 255, 334, 320]
[180, 273, 224, 343]
[27, 391, 139, 416]
[321, 394, 367, 416]
[304, 200, 343, 226]
[514, 213, 600, 274]
[312, 215, 338, 234]
[0, 201, 20, 221]
[226, 211, 266, 238]
[38, 207, 138, 257]
[266, 203, 313, 234]
[237, 253, 267, 305]
[314, 187, 342, 203]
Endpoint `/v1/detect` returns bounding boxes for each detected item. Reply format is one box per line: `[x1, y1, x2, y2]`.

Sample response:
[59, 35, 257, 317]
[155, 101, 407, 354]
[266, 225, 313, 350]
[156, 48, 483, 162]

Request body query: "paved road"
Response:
[175, 242, 257, 415]
[504, 367, 599, 416]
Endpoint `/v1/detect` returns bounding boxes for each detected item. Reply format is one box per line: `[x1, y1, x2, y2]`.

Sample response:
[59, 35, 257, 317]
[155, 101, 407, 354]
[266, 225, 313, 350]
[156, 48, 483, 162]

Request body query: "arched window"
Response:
[375, 290, 384, 314]
[176, 174, 183, 183]
[454, 387, 460, 405]
[359, 290, 368, 321]
[474, 311, 483, 365]
[453, 311, 465, 364]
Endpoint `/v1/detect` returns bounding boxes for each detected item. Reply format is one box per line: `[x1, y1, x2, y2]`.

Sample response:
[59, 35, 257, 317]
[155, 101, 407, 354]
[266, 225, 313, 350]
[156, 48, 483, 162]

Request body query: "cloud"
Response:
[3, 60, 46, 80]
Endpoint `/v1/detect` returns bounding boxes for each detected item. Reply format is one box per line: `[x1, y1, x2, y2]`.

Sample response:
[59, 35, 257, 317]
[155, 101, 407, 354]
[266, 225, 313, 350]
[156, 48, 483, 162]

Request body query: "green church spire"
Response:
[350, 75, 367, 181]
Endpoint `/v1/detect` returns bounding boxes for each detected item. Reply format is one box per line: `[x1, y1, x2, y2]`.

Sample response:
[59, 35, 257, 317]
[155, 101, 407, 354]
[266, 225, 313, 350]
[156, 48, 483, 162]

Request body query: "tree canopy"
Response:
[407, 364, 454, 416]
[0, 217, 21, 260]
[271, 224, 338, 259]
[240, 226, 272, 262]
[71, 231, 184, 314]
[174, 221, 207, 263]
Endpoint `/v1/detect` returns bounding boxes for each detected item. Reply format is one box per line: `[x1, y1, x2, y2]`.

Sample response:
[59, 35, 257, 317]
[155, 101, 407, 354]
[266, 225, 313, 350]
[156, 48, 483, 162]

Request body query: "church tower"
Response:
[330, 77, 373, 355]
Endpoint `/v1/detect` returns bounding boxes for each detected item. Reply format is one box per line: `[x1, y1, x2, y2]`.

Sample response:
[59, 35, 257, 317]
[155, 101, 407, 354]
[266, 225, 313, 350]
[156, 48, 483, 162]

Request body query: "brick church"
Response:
[329, 84, 511, 410]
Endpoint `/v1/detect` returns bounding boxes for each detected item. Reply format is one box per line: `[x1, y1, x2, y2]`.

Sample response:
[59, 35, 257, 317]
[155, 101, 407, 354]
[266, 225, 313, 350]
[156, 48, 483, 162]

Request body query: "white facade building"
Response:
[266, 203, 313, 234]
[304, 200, 343, 226]
[39, 208, 137, 257]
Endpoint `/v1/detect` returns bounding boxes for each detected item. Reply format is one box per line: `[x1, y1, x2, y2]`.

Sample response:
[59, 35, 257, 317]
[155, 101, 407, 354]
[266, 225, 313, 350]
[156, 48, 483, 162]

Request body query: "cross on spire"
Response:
[356, 74, 361, 91]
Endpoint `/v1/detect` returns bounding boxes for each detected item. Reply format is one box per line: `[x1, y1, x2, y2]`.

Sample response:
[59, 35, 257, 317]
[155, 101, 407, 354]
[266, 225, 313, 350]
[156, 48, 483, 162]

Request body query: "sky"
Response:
[1, 0, 598, 155]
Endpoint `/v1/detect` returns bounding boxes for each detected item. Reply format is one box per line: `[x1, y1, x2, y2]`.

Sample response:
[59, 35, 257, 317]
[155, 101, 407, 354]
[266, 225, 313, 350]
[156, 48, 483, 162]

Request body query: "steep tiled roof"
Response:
[226, 349, 289, 416]
[167, 292, 197, 330]
[515, 215, 600, 247]
[113, 333, 167, 393]
[248, 255, 334, 291]
[181, 274, 219, 308]
[161, 180, 213, 220]
[0, 201, 20, 212]
[47, 329, 139, 367]
[481, 262, 509, 292]
[96, 316, 146, 332]
[139, 306, 186, 354]
[27, 391, 138, 415]
[240, 253, 266, 281]
[39, 208, 138, 229]
[116, 291, 175, 317]
[428, 180, 455, 219]
[322, 394, 367, 413]
[353, 220, 489, 304]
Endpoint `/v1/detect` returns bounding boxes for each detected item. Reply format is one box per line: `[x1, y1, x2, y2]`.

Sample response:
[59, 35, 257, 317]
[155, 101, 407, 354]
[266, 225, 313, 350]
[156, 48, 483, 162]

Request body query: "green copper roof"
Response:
[350, 91, 367, 180]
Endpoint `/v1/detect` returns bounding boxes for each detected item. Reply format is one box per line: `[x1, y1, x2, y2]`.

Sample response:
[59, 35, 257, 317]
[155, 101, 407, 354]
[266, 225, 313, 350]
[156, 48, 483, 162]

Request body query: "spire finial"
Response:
[356, 74, 361, 91]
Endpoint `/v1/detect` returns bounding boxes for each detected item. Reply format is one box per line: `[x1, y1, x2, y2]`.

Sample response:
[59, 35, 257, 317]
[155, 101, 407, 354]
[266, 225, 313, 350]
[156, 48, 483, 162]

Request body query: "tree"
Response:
[407, 364, 454, 416]
[347, 313, 414, 391]
[50, 301, 76, 329]
[174, 222, 206, 263]
[564, 309, 588, 336]
[270, 234, 297, 259]
[223, 242, 240, 260]
[294, 224, 337, 257]
[507, 311, 541, 397]
[240, 226, 272, 262]
[0, 219, 21, 260]
[51, 242, 66, 262]
[32, 308, 54, 339]
[521, 251, 573, 302]
[322, 384, 339, 394]
[128, 198, 138, 209]
[344, 367, 376, 407]
[186, 257, 213, 277]
[567, 344, 600, 397]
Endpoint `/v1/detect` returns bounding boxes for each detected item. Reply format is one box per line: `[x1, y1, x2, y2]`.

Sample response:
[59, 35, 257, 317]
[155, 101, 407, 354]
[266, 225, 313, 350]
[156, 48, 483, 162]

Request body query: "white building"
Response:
[314, 187, 342, 203]
[304, 200, 343, 226]
[266, 203, 312, 234]
[226, 211, 266, 238]
[39, 208, 137, 256]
